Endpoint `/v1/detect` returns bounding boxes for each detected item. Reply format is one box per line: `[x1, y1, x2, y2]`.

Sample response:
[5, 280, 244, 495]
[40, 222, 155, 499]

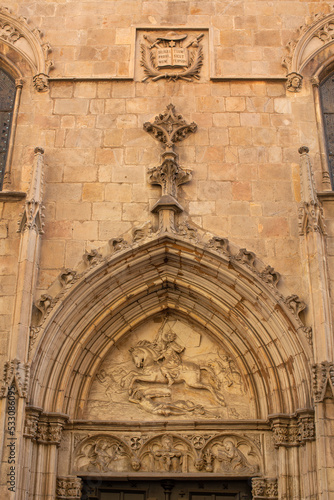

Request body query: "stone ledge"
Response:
[0, 191, 26, 202]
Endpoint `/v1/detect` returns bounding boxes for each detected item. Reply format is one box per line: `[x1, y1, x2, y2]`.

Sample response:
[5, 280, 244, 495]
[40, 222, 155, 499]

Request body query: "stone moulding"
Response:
[268, 410, 315, 448]
[29, 223, 312, 358]
[282, 11, 334, 81]
[0, 7, 53, 90]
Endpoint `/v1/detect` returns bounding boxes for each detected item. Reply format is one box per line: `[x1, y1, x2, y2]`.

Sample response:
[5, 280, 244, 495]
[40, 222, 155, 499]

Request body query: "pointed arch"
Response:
[29, 236, 312, 421]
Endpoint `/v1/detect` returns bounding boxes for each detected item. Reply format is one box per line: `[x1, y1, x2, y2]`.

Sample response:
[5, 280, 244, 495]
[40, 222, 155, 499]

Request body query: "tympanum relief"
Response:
[73, 433, 261, 475]
[84, 318, 254, 421]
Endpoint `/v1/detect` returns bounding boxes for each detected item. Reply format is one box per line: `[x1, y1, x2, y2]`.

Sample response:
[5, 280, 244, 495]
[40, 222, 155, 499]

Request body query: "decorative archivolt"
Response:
[283, 11, 334, 88]
[0, 7, 52, 90]
[27, 230, 313, 420]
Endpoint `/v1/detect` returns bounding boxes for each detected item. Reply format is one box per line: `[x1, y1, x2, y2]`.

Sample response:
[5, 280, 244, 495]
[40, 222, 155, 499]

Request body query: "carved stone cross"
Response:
[143, 104, 197, 232]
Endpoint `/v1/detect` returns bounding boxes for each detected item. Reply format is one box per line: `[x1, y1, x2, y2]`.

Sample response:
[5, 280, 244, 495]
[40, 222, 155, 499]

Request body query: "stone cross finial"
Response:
[144, 104, 197, 233]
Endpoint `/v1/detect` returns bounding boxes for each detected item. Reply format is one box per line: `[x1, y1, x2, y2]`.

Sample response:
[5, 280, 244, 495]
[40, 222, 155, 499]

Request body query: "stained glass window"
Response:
[0, 69, 15, 189]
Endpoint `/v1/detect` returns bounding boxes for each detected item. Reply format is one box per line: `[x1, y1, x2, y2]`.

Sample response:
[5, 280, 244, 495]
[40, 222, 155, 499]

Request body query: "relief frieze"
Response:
[84, 318, 254, 421]
[72, 432, 262, 476]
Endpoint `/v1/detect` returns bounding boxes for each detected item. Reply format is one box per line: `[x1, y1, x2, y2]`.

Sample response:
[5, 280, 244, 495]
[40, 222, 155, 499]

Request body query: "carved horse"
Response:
[121, 343, 226, 406]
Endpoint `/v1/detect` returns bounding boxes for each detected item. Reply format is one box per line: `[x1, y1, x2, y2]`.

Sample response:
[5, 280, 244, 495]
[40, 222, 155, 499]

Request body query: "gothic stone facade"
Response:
[1, 1, 334, 499]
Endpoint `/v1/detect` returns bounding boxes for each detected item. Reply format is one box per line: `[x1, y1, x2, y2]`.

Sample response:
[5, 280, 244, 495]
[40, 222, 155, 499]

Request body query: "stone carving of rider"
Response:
[153, 325, 185, 386]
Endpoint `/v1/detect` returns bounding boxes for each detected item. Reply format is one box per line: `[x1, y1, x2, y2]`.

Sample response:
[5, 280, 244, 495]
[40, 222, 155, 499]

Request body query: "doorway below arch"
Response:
[80, 478, 252, 500]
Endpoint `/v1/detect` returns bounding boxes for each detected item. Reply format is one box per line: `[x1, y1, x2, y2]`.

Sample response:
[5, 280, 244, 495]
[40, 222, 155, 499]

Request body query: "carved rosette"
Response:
[0, 359, 30, 398]
[56, 476, 82, 500]
[269, 411, 315, 447]
[312, 361, 334, 402]
[252, 478, 278, 499]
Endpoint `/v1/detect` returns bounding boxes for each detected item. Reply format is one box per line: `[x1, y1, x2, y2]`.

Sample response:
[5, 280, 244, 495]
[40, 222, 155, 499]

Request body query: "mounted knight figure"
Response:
[121, 322, 226, 406]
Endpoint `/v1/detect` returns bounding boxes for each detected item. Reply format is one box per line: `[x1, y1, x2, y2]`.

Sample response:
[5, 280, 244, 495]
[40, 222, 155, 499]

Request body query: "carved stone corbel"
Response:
[56, 476, 82, 500]
[33, 73, 50, 92]
[312, 361, 334, 402]
[286, 72, 303, 92]
[0, 359, 30, 398]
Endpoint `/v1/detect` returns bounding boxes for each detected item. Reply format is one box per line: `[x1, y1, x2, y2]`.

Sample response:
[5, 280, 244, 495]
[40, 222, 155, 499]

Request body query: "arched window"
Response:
[0, 69, 15, 189]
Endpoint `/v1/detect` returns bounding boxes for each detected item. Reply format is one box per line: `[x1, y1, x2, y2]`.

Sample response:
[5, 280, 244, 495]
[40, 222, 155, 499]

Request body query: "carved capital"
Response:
[312, 361, 334, 402]
[24, 406, 42, 438]
[34, 413, 68, 445]
[269, 411, 315, 447]
[252, 478, 278, 499]
[269, 415, 299, 448]
[0, 359, 30, 398]
[56, 476, 82, 500]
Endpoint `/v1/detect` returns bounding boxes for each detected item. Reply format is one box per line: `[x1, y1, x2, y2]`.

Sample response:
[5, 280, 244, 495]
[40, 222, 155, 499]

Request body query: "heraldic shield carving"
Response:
[84, 317, 255, 421]
[140, 30, 205, 82]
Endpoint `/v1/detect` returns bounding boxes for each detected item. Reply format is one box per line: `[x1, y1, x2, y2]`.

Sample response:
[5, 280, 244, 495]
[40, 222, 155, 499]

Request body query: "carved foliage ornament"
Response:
[24, 410, 68, 445]
[282, 11, 334, 91]
[56, 476, 82, 500]
[252, 478, 278, 499]
[17, 147, 45, 235]
[144, 103, 197, 149]
[269, 411, 315, 448]
[141, 31, 204, 82]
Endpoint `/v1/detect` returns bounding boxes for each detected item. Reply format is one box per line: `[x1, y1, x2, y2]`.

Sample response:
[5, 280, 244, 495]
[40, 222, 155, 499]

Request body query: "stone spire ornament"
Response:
[143, 104, 197, 232]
